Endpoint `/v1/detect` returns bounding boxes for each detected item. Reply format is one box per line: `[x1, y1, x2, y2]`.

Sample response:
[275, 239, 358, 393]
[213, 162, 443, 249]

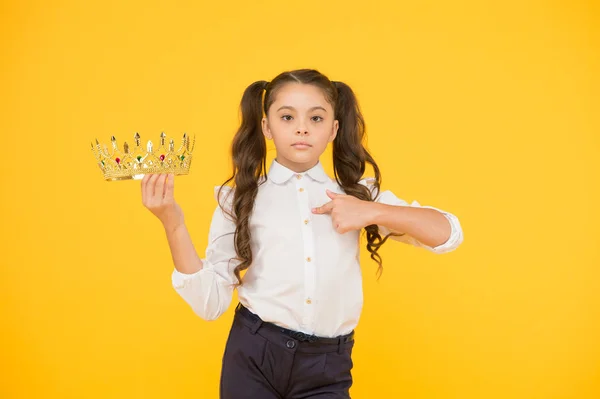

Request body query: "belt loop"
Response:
[337, 337, 344, 354]
[245, 305, 263, 335]
[237, 303, 262, 334]
[249, 317, 263, 334]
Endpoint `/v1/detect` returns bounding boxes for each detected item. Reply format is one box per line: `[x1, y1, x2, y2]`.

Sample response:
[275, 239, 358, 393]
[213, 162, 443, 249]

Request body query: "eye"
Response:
[312, 116, 324, 122]
[281, 115, 293, 121]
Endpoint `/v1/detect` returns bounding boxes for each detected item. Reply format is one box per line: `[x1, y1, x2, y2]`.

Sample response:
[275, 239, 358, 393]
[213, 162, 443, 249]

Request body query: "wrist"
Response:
[162, 218, 185, 235]
[367, 201, 387, 226]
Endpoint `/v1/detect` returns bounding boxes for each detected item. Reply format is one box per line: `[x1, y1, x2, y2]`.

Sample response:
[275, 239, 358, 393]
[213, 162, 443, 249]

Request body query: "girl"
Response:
[141, 69, 463, 398]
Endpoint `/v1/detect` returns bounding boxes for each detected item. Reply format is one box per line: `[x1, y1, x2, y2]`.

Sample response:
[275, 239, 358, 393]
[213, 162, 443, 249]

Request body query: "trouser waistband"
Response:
[234, 303, 354, 354]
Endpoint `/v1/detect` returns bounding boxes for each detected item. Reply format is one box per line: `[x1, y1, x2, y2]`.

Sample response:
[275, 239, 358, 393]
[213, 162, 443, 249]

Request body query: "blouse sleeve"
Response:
[358, 177, 464, 254]
[171, 186, 239, 320]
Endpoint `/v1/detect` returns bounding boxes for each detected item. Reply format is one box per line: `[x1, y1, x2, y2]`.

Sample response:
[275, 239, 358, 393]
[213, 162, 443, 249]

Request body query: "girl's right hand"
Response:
[141, 173, 185, 231]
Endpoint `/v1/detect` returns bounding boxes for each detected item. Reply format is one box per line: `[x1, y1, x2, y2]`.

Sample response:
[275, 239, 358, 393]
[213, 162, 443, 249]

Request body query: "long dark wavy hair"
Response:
[218, 69, 402, 286]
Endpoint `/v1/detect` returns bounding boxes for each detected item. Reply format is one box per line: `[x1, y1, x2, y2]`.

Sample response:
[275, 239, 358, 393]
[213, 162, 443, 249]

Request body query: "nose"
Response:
[296, 124, 308, 135]
[294, 116, 309, 135]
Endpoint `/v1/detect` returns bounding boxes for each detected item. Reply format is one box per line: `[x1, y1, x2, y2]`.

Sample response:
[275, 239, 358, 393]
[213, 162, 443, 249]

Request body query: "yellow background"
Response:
[1, 0, 599, 398]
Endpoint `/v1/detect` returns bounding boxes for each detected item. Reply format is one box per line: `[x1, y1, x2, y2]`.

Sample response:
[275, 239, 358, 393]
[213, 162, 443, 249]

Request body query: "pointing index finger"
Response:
[312, 200, 334, 214]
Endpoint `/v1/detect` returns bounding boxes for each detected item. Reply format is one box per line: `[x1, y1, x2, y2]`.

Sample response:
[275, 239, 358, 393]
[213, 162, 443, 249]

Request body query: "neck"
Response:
[275, 157, 319, 173]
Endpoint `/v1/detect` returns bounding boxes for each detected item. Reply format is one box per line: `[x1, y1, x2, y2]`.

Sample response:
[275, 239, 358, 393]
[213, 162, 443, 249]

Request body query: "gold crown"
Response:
[91, 132, 195, 181]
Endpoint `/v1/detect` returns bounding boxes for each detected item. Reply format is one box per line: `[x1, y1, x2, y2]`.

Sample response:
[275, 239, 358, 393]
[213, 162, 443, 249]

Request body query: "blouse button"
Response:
[306, 298, 312, 304]
[306, 257, 312, 262]
[296, 174, 302, 179]
[304, 219, 309, 224]
[299, 188, 304, 192]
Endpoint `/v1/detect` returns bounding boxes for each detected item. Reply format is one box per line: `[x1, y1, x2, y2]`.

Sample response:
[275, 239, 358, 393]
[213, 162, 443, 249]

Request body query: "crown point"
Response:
[161, 132, 166, 137]
[95, 138, 99, 145]
[124, 142, 129, 153]
[147, 140, 153, 152]
[134, 132, 140, 139]
[111, 136, 116, 141]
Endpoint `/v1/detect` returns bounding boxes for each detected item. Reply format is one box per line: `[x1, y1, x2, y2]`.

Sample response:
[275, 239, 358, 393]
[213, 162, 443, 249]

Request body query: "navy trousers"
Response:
[220, 303, 355, 398]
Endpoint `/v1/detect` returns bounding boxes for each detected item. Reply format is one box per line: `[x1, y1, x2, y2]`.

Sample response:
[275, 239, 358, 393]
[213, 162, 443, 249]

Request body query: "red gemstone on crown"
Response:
[160, 154, 165, 161]
[115, 157, 121, 164]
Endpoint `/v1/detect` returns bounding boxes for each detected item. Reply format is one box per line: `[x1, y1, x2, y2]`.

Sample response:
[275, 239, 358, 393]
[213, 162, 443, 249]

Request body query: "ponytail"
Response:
[218, 80, 269, 285]
[332, 81, 400, 278]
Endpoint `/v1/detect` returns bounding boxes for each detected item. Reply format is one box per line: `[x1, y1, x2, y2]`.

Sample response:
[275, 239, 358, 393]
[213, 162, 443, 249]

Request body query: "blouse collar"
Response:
[267, 159, 330, 184]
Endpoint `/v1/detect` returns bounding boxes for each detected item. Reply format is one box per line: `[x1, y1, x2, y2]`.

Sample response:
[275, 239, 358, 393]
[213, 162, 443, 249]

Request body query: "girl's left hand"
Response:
[312, 189, 378, 234]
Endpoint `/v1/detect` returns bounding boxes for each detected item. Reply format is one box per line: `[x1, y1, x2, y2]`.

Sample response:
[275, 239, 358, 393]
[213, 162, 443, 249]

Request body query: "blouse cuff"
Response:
[419, 206, 464, 254]
[171, 260, 211, 289]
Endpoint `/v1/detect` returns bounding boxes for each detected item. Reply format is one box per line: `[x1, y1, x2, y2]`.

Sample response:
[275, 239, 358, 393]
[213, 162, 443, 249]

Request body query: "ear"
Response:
[329, 119, 339, 143]
[262, 117, 272, 140]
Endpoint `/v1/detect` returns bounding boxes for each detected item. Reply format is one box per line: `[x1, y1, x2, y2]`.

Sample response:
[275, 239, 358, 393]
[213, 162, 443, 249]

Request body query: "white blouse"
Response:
[171, 159, 463, 337]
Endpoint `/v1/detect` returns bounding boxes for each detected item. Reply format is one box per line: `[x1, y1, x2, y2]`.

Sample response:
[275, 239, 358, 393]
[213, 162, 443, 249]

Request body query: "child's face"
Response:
[262, 83, 338, 173]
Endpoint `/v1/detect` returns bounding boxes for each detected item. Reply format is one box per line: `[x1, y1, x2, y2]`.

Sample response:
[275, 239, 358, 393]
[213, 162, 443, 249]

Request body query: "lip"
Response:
[292, 142, 312, 148]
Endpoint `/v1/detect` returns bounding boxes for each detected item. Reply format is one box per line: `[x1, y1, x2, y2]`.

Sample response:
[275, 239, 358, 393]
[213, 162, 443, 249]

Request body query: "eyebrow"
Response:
[276, 105, 328, 113]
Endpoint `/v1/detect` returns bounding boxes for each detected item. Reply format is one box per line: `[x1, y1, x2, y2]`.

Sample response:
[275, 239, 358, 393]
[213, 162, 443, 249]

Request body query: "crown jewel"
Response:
[91, 132, 195, 181]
